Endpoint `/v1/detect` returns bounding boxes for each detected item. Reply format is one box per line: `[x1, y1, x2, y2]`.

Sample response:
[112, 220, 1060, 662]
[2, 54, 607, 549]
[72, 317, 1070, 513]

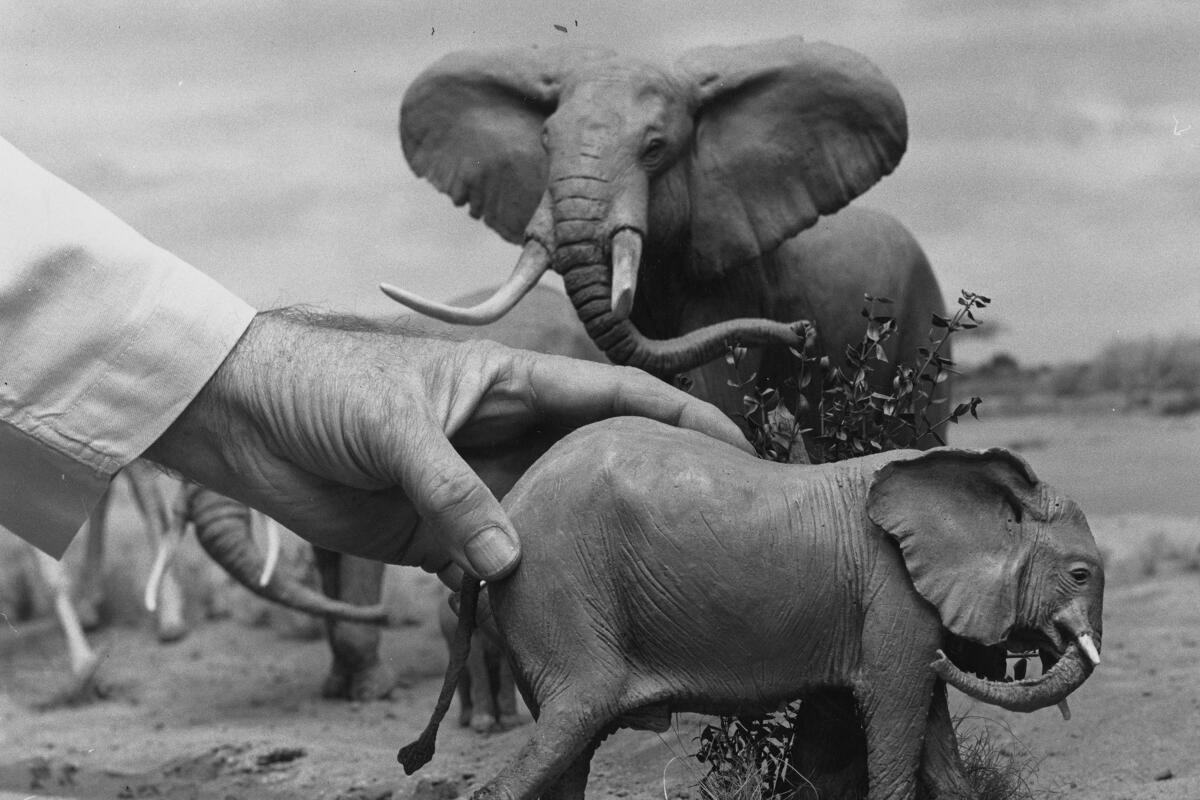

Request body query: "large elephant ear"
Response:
[866, 448, 1042, 646]
[675, 36, 907, 278]
[401, 46, 613, 244]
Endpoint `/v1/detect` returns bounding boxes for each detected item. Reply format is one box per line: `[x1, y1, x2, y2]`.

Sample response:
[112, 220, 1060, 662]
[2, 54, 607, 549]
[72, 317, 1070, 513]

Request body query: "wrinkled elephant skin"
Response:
[417, 418, 1104, 800]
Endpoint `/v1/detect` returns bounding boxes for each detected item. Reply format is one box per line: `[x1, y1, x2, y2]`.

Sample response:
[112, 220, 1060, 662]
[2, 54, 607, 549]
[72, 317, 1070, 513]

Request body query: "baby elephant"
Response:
[405, 417, 1104, 800]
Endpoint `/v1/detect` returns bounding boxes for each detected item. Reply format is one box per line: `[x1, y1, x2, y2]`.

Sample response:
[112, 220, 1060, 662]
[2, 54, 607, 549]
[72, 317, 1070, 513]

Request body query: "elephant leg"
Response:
[918, 682, 972, 799]
[493, 649, 522, 729]
[787, 689, 867, 800]
[438, 595, 476, 726]
[153, 567, 188, 643]
[539, 734, 603, 800]
[472, 701, 607, 800]
[33, 550, 99, 679]
[455, 666, 475, 728]
[141, 489, 190, 644]
[856, 681, 930, 800]
[467, 631, 498, 732]
[74, 489, 111, 630]
[313, 547, 394, 700]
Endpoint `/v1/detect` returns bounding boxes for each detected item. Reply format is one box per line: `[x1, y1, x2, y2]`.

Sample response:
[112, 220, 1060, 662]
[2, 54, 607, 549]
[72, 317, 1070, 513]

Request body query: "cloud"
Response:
[3, 0, 1197, 365]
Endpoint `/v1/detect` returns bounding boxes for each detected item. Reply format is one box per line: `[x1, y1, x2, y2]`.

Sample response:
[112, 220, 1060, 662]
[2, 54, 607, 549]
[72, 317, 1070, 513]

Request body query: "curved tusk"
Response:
[254, 511, 282, 588]
[144, 529, 184, 613]
[610, 228, 642, 321]
[1057, 699, 1072, 721]
[1077, 633, 1101, 667]
[380, 239, 550, 324]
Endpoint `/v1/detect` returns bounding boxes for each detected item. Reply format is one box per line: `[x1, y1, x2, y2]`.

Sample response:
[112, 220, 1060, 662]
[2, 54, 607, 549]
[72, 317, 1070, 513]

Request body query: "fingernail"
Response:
[464, 527, 519, 579]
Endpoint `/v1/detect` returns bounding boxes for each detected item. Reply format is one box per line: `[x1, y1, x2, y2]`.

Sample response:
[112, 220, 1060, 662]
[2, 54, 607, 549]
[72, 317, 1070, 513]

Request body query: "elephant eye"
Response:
[642, 138, 667, 165]
[1069, 567, 1090, 583]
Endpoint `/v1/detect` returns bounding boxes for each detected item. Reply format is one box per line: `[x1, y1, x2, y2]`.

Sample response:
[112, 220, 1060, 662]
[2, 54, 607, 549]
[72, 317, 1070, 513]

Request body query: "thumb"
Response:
[398, 418, 521, 581]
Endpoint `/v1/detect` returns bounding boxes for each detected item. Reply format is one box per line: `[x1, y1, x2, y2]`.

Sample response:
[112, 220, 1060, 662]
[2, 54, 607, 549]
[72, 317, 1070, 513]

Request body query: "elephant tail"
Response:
[397, 578, 481, 774]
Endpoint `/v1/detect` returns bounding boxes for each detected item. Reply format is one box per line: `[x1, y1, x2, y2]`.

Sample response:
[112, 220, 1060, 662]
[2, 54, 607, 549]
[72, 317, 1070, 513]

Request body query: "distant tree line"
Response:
[963, 333, 1200, 416]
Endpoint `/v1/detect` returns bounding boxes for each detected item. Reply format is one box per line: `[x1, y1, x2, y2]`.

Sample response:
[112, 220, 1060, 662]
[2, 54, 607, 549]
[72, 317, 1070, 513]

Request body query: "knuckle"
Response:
[617, 364, 652, 383]
[462, 338, 509, 363]
[422, 467, 490, 520]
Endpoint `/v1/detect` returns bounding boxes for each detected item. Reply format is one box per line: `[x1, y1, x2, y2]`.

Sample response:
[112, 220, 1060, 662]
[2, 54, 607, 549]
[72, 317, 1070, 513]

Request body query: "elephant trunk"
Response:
[550, 173, 807, 375]
[931, 638, 1096, 713]
[187, 486, 389, 625]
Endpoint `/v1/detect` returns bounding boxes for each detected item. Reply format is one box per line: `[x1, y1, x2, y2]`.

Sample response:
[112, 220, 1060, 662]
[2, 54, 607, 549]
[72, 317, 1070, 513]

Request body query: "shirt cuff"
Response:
[0, 136, 256, 556]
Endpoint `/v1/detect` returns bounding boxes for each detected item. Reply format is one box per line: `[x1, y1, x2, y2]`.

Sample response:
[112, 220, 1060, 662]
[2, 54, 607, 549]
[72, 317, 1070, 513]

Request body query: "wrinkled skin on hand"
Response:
[144, 307, 748, 584]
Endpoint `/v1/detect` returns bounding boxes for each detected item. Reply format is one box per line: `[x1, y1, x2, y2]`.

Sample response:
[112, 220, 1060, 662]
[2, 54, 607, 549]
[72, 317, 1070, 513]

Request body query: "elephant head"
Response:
[383, 36, 907, 374]
[867, 448, 1104, 712]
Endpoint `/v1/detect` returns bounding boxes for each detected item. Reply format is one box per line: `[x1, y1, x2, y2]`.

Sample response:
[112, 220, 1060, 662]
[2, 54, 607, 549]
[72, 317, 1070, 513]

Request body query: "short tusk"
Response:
[144, 531, 183, 613]
[254, 511, 282, 588]
[1077, 633, 1101, 667]
[380, 239, 550, 324]
[1057, 699, 1071, 721]
[610, 228, 642, 321]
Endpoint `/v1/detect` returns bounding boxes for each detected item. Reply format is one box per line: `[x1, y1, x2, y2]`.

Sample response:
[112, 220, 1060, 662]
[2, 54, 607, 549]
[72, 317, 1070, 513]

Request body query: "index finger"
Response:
[523, 355, 752, 453]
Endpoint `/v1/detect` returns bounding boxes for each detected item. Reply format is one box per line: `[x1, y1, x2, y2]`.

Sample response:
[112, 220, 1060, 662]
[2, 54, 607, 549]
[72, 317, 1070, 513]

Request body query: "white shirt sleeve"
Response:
[0, 136, 256, 557]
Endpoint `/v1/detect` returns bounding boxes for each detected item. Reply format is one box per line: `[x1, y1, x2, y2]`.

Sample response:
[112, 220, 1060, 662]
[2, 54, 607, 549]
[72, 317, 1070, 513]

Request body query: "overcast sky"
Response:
[3, 1, 1197, 365]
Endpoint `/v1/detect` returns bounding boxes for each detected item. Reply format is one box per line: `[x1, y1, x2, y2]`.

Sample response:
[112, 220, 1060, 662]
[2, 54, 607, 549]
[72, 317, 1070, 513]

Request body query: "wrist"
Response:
[142, 310, 277, 485]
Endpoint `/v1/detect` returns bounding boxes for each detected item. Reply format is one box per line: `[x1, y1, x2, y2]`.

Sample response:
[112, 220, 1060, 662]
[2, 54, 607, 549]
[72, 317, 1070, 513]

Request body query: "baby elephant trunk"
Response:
[931, 638, 1096, 712]
[397, 579, 481, 774]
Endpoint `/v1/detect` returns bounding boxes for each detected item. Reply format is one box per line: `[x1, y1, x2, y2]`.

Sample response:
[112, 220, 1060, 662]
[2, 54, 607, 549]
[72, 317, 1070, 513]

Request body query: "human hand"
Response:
[144, 307, 749, 584]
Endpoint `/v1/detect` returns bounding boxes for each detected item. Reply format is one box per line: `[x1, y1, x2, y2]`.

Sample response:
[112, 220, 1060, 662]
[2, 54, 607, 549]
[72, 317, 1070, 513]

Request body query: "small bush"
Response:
[956, 722, 1045, 800]
[695, 716, 1044, 800]
[696, 709, 802, 798]
[1135, 529, 1200, 578]
[727, 291, 987, 465]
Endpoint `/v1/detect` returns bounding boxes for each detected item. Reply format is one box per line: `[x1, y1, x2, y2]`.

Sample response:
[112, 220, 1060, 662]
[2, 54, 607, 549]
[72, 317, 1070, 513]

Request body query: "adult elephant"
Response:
[318, 284, 607, 701]
[382, 36, 947, 430]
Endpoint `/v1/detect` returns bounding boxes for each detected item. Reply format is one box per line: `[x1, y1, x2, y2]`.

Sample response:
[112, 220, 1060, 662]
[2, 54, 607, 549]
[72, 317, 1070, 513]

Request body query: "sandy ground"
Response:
[0, 413, 1197, 800]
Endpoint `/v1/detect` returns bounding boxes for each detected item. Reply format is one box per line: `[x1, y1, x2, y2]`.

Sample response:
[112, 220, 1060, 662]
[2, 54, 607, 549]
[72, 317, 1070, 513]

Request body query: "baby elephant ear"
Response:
[867, 448, 1041, 645]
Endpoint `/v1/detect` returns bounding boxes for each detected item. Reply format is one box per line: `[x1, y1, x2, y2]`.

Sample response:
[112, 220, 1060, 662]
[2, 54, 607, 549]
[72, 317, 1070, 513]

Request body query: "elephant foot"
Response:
[321, 669, 350, 700]
[155, 617, 189, 644]
[321, 662, 397, 701]
[74, 597, 104, 632]
[470, 711, 498, 734]
[471, 785, 513, 800]
[457, 705, 474, 728]
[203, 599, 233, 621]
